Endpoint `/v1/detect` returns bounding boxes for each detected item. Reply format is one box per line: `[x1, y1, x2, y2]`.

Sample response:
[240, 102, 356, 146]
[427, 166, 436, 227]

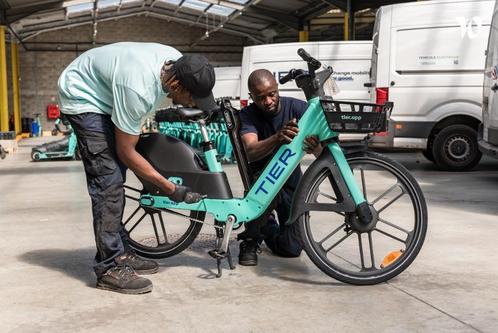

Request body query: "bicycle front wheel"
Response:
[122, 186, 204, 259]
[298, 151, 427, 285]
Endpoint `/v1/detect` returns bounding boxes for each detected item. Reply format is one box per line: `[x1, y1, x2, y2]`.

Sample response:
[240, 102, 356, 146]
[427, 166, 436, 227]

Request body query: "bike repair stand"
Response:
[208, 215, 236, 277]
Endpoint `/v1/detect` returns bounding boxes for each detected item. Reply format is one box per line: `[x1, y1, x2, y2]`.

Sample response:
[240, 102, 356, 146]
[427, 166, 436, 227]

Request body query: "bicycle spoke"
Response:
[358, 233, 366, 269]
[377, 190, 406, 214]
[324, 230, 353, 252]
[318, 191, 337, 202]
[128, 212, 147, 234]
[368, 232, 376, 269]
[124, 185, 142, 193]
[318, 223, 346, 245]
[378, 217, 410, 235]
[150, 214, 162, 246]
[374, 228, 407, 244]
[123, 207, 140, 226]
[359, 168, 367, 200]
[371, 182, 401, 205]
[158, 213, 169, 244]
[125, 194, 139, 202]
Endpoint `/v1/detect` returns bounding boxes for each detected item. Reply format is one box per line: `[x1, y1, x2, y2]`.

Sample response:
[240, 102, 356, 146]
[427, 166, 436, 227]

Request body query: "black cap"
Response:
[173, 54, 217, 112]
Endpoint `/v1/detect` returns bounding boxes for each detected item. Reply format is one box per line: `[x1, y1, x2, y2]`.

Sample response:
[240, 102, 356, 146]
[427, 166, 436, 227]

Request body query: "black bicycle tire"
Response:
[123, 200, 205, 259]
[297, 151, 428, 285]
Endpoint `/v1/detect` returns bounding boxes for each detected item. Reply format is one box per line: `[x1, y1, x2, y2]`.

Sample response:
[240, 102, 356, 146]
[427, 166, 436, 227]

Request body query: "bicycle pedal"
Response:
[208, 249, 228, 259]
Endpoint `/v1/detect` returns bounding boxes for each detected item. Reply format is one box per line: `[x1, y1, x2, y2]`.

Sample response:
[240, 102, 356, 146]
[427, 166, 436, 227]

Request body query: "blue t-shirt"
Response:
[58, 42, 182, 135]
[240, 96, 308, 188]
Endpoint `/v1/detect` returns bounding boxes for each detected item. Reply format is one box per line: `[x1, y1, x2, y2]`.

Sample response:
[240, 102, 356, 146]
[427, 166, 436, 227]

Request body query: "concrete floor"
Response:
[1, 136, 498, 333]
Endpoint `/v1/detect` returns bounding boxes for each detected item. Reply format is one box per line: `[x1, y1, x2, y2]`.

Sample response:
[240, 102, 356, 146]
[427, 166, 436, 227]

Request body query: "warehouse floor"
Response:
[1, 137, 498, 333]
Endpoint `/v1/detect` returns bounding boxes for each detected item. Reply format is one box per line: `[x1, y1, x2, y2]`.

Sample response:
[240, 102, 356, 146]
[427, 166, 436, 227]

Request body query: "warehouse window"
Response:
[207, 4, 234, 16]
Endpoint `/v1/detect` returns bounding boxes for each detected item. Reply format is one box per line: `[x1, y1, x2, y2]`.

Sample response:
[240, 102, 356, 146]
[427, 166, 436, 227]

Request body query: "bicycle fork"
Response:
[327, 143, 373, 226]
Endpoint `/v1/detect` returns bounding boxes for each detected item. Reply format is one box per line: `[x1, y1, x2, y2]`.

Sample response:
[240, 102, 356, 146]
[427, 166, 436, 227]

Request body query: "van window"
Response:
[370, 9, 381, 85]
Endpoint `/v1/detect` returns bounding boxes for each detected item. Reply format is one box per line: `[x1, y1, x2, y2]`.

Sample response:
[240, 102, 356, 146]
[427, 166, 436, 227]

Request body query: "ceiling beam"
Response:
[300, 2, 336, 21]
[244, 5, 299, 30]
[5, 1, 63, 22]
[19, 6, 265, 44]
[189, 0, 265, 48]
[320, 0, 346, 11]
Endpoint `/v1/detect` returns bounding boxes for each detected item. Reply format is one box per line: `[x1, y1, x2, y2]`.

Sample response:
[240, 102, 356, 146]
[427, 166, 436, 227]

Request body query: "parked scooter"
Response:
[31, 116, 79, 161]
[0, 145, 7, 160]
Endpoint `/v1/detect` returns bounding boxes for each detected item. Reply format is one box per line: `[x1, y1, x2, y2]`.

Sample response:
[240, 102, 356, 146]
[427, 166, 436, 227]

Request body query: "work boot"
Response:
[238, 239, 261, 266]
[115, 251, 159, 275]
[96, 265, 153, 295]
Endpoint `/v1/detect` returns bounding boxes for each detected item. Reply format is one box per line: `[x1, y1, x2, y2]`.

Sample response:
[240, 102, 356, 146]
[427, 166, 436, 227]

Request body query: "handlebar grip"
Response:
[279, 69, 295, 84]
[297, 48, 321, 69]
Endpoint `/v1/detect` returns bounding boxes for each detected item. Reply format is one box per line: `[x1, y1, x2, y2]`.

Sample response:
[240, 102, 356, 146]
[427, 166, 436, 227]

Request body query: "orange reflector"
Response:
[395, 124, 403, 129]
[381, 250, 403, 268]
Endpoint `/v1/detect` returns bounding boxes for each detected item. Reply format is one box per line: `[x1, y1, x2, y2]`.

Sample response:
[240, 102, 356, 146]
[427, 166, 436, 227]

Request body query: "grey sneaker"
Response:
[115, 251, 159, 275]
[96, 265, 153, 295]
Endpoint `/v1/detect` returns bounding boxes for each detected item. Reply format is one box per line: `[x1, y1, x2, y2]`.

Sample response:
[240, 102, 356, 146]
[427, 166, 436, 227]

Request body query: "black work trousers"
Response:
[66, 112, 130, 277]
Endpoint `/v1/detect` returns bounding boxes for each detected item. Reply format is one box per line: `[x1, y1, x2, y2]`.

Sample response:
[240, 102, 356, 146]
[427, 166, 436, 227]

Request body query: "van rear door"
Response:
[482, 2, 498, 153]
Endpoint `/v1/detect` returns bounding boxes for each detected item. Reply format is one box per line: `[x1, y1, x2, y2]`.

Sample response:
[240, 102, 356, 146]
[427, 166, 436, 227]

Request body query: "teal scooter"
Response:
[0, 145, 7, 160]
[31, 116, 79, 161]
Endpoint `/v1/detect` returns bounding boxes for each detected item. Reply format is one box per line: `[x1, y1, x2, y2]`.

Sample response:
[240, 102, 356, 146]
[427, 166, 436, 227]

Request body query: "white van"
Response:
[368, 0, 494, 171]
[213, 66, 241, 109]
[240, 41, 373, 107]
[479, 0, 498, 158]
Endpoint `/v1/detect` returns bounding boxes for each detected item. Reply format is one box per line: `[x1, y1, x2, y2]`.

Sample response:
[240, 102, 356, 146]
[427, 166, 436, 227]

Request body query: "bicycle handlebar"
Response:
[297, 48, 321, 70]
[279, 69, 297, 85]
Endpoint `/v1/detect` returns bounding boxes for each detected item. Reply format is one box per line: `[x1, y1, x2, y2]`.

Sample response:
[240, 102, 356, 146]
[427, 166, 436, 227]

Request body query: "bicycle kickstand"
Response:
[208, 215, 236, 277]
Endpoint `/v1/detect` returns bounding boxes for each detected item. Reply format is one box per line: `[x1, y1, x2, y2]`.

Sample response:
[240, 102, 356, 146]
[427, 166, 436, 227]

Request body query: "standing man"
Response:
[238, 69, 322, 266]
[58, 42, 217, 294]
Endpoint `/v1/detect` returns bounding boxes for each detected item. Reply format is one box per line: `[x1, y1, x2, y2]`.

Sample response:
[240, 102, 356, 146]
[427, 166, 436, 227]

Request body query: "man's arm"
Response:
[241, 118, 299, 163]
[114, 127, 176, 195]
[241, 132, 279, 163]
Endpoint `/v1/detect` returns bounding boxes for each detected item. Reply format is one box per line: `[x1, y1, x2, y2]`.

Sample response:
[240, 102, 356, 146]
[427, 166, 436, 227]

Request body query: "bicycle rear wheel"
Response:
[297, 151, 427, 285]
[122, 186, 204, 259]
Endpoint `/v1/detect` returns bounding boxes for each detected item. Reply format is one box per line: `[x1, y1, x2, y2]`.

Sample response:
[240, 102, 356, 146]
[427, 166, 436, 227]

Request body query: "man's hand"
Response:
[169, 184, 203, 204]
[277, 118, 299, 143]
[303, 135, 323, 157]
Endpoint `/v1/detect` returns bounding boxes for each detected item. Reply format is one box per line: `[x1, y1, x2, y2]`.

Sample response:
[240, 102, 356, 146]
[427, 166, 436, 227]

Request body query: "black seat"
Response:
[155, 107, 205, 123]
[177, 108, 205, 119]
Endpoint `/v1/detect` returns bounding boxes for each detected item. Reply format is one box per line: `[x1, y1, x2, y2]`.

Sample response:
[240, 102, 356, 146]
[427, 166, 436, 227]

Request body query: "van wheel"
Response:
[432, 124, 482, 171]
[422, 149, 434, 162]
[422, 135, 435, 162]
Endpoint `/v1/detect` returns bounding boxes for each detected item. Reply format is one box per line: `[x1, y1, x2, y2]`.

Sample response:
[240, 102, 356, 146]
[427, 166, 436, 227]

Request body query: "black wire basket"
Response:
[321, 98, 393, 134]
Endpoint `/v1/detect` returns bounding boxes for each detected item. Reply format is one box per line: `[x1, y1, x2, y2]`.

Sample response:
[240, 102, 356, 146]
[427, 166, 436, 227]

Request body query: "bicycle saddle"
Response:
[177, 108, 205, 119]
[155, 107, 205, 122]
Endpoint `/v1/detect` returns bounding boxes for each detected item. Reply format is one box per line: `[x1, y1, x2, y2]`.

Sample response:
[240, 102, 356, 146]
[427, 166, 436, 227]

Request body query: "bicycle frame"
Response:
[139, 96, 367, 225]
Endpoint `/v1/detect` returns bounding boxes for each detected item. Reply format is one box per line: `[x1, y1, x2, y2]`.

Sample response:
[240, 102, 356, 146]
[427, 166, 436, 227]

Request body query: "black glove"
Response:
[169, 184, 203, 204]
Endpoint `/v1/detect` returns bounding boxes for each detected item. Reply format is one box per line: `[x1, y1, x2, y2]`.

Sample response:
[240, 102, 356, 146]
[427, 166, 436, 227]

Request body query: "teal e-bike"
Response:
[123, 49, 427, 285]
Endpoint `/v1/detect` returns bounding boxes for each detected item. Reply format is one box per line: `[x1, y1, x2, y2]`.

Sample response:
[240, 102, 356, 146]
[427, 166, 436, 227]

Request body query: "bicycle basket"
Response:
[321, 98, 393, 134]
